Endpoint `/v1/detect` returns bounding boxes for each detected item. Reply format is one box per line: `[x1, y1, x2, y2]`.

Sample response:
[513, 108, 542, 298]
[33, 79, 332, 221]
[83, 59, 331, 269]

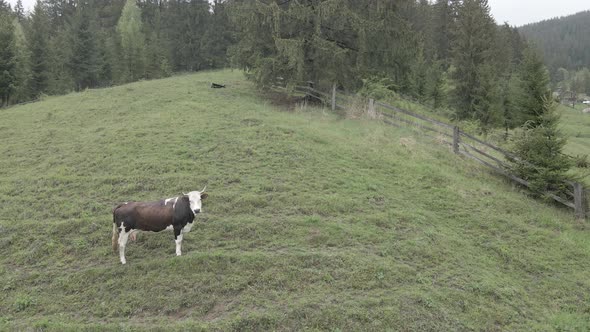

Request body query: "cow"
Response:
[111, 189, 208, 265]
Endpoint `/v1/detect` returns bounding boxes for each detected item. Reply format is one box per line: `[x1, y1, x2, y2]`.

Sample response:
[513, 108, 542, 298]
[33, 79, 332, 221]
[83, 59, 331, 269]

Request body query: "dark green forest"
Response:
[519, 10, 590, 96]
[0, 0, 574, 133]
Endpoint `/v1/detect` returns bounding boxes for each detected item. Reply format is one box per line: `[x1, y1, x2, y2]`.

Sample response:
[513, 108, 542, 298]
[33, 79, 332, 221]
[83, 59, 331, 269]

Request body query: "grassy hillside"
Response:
[1, 70, 590, 331]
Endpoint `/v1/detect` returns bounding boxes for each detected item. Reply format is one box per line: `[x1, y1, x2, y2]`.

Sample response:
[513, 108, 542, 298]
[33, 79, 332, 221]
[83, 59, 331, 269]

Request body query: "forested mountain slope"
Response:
[520, 10, 590, 76]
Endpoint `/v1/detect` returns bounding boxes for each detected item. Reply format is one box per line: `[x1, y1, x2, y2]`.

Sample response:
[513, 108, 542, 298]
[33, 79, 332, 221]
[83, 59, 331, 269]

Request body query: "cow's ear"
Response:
[200, 193, 208, 200]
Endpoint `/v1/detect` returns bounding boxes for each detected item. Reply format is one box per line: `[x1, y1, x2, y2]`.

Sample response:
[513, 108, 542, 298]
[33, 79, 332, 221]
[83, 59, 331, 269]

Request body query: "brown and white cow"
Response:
[111, 189, 208, 264]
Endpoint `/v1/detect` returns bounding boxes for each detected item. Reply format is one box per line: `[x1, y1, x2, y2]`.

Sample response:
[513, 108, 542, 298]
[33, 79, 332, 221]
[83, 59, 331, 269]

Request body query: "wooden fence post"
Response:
[331, 83, 336, 112]
[574, 182, 586, 220]
[368, 98, 376, 118]
[453, 126, 460, 154]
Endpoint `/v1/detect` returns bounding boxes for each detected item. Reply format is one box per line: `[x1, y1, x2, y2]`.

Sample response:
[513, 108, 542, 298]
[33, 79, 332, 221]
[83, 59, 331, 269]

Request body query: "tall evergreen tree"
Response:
[117, 0, 146, 82]
[14, 0, 25, 22]
[164, 0, 210, 72]
[450, 0, 499, 128]
[45, 0, 76, 30]
[201, 0, 233, 69]
[12, 17, 32, 103]
[431, 0, 453, 63]
[28, 0, 51, 97]
[0, 0, 10, 12]
[508, 46, 572, 195]
[0, 9, 16, 106]
[510, 98, 572, 196]
[69, 1, 101, 90]
[512, 47, 552, 128]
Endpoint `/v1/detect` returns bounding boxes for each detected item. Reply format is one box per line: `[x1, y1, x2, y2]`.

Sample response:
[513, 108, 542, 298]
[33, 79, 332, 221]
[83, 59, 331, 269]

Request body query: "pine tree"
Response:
[431, 0, 453, 63]
[450, 0, 499, 128]
[14, 0, 25, 22]
[408, 46, 428, 101]
[201, 0, 233, 69]
[0, 9, 16, 106]
[0, 0, 10, 12]
[116, 0, 146, 82]
[28, 0, 50, 97]
[427, 59, 446, 109]
[69, 2, 101, 90]
[510, 98, 572, 197]
[12, 17, 32, 103]
[45, 0, 76, 30]
[513, 47, 552, 128]
[509, 46, 571, 196]
[164, 0, 210, 72]
[229, 0, 419, 90]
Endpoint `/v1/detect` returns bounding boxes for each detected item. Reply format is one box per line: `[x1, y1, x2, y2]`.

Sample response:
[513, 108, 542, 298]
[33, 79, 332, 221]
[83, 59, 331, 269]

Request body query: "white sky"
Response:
[488, 0, 590, 26]
[8, 0, 590, 27]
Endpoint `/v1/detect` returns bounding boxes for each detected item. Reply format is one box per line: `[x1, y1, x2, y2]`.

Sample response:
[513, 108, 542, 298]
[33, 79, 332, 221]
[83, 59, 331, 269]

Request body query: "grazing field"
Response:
[558, 104, 590, 182]
[1, 70, 590, 331]
[559, 104, 590, 157]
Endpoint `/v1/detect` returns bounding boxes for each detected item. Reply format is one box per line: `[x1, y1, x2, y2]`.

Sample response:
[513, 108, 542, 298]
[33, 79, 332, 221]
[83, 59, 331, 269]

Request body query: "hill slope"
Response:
[519, 10, 590, 74]
[1, 70, 589, 331]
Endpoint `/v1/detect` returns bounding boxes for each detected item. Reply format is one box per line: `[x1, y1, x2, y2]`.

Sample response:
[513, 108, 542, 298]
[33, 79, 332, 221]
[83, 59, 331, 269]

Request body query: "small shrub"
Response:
[358, 77, 398, 101]
[573, 154, 590, 168]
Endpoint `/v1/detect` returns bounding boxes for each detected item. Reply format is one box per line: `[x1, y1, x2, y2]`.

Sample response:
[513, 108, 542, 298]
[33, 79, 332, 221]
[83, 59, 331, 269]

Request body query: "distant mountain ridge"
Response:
[519, 10, 590, 76]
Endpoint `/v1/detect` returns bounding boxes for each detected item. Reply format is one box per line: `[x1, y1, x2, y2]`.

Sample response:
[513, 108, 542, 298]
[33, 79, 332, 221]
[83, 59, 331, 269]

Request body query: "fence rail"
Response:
[288, 83, 588, 220]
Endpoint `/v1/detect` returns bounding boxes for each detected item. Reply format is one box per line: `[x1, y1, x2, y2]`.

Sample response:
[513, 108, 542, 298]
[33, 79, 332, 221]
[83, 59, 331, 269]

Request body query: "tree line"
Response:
[519, 10, 590, 83]
[0, 0, 551, 132]
[0, 0, 232, 106]
[519, 10, 590, 98]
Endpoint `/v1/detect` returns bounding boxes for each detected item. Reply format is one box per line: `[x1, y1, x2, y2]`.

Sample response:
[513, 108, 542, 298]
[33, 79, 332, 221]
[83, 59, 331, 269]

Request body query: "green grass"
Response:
[1, 70, 590, 331]
[558, 104, 590, 181]
[559, 104, 590, 156]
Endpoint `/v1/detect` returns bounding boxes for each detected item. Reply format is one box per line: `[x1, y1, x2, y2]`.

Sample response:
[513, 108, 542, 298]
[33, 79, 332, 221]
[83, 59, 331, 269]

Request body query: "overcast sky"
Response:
[488, 0, 589, 26]
[8, 0, 590, 27]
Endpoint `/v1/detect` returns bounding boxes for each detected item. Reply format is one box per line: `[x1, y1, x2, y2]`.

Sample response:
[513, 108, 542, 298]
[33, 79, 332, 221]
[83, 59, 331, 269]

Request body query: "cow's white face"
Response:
[186, 190, 208, 215]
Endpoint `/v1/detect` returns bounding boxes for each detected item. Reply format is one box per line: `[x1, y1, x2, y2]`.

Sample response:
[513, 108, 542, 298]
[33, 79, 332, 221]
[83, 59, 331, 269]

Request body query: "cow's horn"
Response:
[201, 186, 207, 193]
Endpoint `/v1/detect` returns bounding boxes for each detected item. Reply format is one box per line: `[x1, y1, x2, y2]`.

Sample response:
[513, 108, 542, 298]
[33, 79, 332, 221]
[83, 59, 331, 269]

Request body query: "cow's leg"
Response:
[118, 227, 131, 264]
[174, 228, 183, 256]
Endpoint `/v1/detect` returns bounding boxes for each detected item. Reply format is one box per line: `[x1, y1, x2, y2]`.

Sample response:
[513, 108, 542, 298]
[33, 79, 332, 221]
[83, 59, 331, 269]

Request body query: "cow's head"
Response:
[185, 187, 208, 215]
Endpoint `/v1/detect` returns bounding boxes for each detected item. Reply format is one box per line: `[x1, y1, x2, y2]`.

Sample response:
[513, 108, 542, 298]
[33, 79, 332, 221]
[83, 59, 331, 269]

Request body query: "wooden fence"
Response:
[291, 83, 588, 220]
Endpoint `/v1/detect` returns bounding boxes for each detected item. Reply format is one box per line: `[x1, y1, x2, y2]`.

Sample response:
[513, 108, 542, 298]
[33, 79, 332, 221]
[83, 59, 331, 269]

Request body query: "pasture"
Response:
[560, 104, 590, 158]
[1, 70, 590, 330]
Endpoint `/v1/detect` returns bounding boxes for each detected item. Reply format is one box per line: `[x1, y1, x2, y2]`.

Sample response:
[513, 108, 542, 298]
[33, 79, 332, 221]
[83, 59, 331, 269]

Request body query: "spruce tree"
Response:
[28, 0, 50, 97]
[201, 0, 233, 69]
[509, 47, 572, 197]
[12, 17, 32, 103]
[164, 0, 210, 72]
[510, 98, 572, 197]
[0, 9, 16, 106]
[431, 0, 454, 64]
[14, 0, 25, 22]
[513, 47, 552, 127]
[117, 0, 146, 82]
[69, 2, 101, 90]
[450, 0, 499, 128]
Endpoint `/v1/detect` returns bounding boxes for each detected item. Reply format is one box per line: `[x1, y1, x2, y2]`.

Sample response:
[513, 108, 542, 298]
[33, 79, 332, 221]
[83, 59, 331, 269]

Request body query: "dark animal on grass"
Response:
[112, 189, 208, 264]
